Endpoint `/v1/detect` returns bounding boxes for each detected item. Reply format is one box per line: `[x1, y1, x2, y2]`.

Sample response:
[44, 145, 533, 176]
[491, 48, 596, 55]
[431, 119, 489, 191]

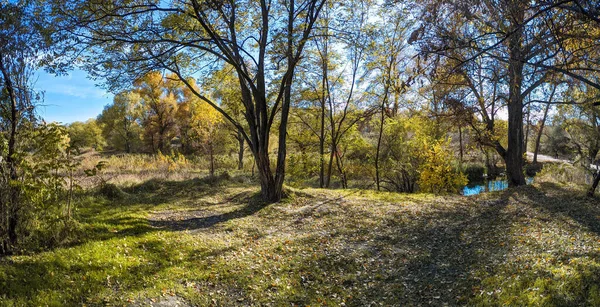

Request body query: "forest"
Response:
[1, 0, 600, 305]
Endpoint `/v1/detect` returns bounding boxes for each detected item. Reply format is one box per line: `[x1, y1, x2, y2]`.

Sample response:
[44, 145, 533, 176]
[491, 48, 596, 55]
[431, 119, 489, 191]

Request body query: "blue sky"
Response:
[36, 69, 114, 124]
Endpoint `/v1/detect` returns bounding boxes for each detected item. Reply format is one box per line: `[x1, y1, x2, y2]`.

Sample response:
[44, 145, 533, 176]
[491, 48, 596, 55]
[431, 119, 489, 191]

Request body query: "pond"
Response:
[462, 177, 534, 196]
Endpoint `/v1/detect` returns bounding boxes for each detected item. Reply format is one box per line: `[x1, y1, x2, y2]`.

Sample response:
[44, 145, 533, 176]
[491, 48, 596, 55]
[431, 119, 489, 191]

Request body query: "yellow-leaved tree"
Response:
[176, 79, 223, 176]
[134, 72, 179, 154]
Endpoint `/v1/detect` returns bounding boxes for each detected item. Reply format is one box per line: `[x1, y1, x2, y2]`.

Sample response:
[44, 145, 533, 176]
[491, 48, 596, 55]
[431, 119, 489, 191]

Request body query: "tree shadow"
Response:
[148, 191, 266, 231]
[526, 182, 600, 235]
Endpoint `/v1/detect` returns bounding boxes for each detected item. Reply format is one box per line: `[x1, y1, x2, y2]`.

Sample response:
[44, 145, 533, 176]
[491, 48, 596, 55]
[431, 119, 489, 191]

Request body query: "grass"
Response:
[1, 175, 600, 306]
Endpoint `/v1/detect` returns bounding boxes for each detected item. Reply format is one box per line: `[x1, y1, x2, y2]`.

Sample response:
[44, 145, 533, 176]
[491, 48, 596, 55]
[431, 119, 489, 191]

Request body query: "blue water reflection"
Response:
[463, 177, 534, 196]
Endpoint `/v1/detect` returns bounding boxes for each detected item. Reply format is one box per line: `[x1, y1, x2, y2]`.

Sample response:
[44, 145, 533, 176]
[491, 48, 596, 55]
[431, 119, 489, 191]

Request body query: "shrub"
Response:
[537, 163, 589, 185]
[463, 163, 485, 183]
[99, 183, 127, 200]
[418, 140, 468, 194]
[525, 163, 543, 177]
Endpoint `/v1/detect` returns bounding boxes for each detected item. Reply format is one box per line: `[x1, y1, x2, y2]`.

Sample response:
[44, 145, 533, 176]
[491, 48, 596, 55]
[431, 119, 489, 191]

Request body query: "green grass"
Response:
[1, 177, 600, 306]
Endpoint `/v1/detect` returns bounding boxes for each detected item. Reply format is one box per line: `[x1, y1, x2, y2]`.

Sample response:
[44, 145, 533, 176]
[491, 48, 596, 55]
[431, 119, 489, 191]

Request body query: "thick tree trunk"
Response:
[505, 15, 526, 187]
[325, 145, 335, 188]
[255, 151, 278, 201]
[0, 56, 20, 250]
[334, 150, 347, 189]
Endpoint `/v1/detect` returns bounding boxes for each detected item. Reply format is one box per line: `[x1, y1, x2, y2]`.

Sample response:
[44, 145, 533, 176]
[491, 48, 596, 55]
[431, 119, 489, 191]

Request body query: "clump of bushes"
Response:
[463, 163, 486, 183]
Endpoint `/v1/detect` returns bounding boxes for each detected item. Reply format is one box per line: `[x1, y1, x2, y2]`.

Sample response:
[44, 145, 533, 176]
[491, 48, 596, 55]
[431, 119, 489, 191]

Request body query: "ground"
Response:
[1, 176, 600, 306]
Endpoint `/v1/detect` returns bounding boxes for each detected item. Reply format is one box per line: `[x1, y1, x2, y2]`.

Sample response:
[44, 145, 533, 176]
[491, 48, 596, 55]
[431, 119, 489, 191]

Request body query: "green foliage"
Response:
[377, 113, 466, 194]
[541, 125, 572, 159]
[66, 119, 105, 150]
[524, 162, 543, 177]
[4, 123, 82, 251]
[98, 183, 127, 200]
[96, 91, 143, 153]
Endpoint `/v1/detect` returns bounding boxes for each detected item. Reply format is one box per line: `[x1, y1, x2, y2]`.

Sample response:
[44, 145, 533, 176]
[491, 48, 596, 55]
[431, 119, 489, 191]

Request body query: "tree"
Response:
[413, 0, 581, 187]
[203, 66, 247, 171]
[295, 0, 374, 189]
[49, 0, 326, 202]
[97, 91, 143, 153]
[134, 72, 179, 154]
[368, 6, 412, 191]
[177, 79, 224, 176]
[1, 1, 76, 254]
[0, 1, 45, 253]
[557, 84, 600, 197]
[66, 119, 105, 150]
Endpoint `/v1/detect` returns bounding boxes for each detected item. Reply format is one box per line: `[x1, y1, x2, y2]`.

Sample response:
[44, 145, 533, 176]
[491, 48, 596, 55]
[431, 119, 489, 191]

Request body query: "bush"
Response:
[418, 140, 468, 194]
[463, 163, 485, 183]
[537, 163, 590, 185]
[99, 183, 127, 200]
[525, 163, 543, 177]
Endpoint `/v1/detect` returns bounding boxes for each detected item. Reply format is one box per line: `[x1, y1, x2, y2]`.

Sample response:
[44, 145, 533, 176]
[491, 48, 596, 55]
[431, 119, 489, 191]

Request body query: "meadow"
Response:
[1, 154, 599, 306]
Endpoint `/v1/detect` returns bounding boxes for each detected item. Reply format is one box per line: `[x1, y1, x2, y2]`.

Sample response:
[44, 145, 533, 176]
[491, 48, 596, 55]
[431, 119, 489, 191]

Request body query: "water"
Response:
[462, 177, 534, 196]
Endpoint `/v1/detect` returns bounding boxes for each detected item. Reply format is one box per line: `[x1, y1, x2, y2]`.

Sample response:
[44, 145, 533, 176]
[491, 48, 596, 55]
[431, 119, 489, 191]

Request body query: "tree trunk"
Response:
[458, 125, 464, 164]
[534, 102, 551, 163]
[319, 100, 325, 188]
[0, 56, 20, 250]
[505, 15, 526, 187]
[524, 102, 530, 153]
[334, 150, 347, 189]
[588, 171, 600, 198]
[325, 144, 335, 188]
[237, 130, 244, 170]
[209, 142, 215, 177]
[375, 101, 385, 191]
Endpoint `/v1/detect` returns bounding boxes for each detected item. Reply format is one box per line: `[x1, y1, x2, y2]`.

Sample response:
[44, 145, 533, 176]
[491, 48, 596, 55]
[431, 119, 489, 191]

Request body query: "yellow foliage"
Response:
[418, 139, 468, 194]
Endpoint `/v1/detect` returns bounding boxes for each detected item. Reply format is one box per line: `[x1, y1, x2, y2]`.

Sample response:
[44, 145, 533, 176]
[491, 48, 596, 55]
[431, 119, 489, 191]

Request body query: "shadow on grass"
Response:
[148, 191, 266, 231]
[530, 182, 600, 235]
[0, 237, 237, 305]
[74, 176, 260, 241]
[0, 176, 260, 305]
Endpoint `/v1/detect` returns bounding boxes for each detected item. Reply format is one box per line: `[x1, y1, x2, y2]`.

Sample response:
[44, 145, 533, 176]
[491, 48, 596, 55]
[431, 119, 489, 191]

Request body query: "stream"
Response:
[463, 177, 535, 196]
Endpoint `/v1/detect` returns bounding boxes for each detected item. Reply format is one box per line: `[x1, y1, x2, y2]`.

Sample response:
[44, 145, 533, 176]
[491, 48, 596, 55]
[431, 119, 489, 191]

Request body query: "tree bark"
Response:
[0, 55, 20, 250]
[505, 11, 527, 187]
[524, 102, 531, 154]
[458, 125, 464, 164]
[237, 130, 244, 170]
[375, 101, 385, 191]
[534, 102, 551, 163]
[588, 171, 600, 197]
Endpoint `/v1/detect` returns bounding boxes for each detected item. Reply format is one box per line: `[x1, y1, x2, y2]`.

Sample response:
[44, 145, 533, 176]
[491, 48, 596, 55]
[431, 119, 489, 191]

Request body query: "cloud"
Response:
[43, 83, 108, 99]
[35, 69, 109, 99]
